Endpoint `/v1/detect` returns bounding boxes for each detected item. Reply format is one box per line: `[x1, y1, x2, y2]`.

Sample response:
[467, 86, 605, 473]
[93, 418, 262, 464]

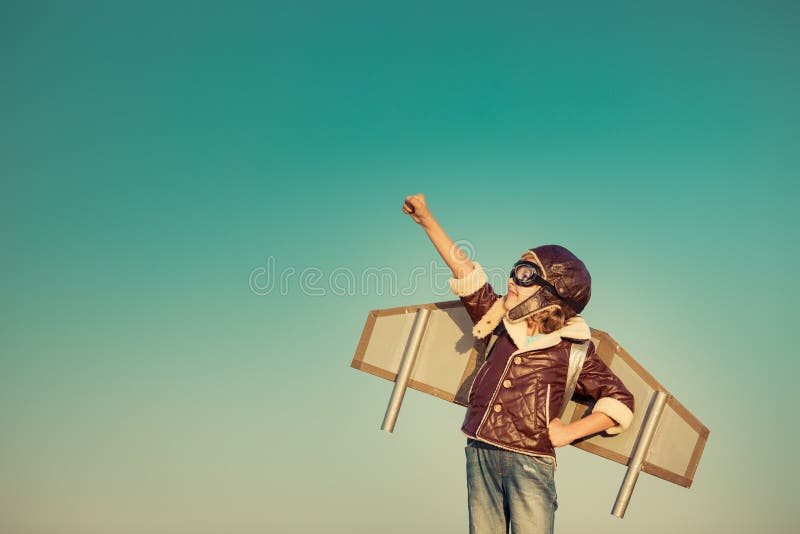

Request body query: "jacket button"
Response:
[493, 404, 502, 412]
[503, 379, 512, 388]
[514, 356, 522, 365]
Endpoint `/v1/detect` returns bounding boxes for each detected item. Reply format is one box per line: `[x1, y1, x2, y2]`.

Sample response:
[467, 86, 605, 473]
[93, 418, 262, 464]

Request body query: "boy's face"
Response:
[504, 251, 545, 311]
[504, 280, 539, 310]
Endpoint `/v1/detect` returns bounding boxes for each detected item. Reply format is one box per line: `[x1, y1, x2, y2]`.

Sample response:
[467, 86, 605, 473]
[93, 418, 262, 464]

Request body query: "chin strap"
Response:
[508, 280, 583, 322]
[507, 285, 564, 322]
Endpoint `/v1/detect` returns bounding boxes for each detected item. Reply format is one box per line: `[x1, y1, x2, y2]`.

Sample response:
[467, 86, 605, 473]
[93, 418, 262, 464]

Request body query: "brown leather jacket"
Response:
[452, 265, 635, 465]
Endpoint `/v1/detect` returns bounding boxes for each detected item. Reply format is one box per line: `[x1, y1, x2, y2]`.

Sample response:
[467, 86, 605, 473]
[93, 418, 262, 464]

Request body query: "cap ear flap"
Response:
[507, 292, 540, 322]
[508, 289, 563, 322]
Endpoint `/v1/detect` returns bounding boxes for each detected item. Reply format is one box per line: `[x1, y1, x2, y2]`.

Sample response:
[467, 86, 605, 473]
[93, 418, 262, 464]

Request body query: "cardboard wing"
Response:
[351, 300, 709, 496]
[351, 300, 482, 406]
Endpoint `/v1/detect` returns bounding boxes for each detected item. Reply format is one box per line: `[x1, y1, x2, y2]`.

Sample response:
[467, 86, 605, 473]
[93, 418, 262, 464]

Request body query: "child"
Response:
[403, 193, 635, 534]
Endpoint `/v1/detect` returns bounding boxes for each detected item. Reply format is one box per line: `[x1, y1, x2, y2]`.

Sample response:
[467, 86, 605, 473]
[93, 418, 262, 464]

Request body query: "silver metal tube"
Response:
[381, 308, 431, 433]
[611, 390, 669, 518]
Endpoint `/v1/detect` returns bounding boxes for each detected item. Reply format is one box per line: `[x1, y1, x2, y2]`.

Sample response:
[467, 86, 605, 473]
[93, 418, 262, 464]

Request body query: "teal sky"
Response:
[2, 1, 798, 533]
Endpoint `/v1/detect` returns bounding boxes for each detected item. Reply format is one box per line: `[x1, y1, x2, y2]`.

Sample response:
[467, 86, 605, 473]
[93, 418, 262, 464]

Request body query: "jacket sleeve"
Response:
[574, 342, 635, 435]
[448, 262, 500, 325]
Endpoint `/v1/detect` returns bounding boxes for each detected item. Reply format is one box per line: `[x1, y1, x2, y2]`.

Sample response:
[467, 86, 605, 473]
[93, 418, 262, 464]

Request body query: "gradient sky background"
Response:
[2, 1, 798, 533]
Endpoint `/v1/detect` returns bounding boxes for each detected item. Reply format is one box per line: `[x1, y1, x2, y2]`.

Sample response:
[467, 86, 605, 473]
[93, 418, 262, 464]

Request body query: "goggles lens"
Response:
[511, 261, 543, 287]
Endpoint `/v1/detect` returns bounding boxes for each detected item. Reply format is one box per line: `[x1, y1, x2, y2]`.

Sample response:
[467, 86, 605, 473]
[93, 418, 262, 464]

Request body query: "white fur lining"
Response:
[468, 295, 591, 350]
[448, 262, 488, 297]
[472, 297, 507, 340]
[502, 314, 529, 349]
[594, 397, 634, 435]
[508, 315, 591, 356]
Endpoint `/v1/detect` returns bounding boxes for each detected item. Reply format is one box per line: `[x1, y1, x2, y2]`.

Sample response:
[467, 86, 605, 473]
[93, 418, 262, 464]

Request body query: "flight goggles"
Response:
[509, 260, 581, 312]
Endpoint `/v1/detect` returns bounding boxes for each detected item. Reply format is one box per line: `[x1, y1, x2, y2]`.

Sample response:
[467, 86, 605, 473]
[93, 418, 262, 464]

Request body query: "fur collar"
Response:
[472, 295, 591, 355]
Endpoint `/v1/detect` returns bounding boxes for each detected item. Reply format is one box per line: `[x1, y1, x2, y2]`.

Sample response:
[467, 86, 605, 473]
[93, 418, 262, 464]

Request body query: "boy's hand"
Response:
[402, 194, 433, 226]
[547, 418, 575, 448]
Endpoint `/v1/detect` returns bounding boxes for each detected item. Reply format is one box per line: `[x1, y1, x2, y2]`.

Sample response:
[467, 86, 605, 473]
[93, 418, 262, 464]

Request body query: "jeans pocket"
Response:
[529, 454, 554, 472]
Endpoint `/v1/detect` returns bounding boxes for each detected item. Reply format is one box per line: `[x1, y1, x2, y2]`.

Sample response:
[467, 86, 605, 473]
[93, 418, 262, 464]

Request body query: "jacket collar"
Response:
[471, 294, 591, 354]
[505, 314, 591, 356]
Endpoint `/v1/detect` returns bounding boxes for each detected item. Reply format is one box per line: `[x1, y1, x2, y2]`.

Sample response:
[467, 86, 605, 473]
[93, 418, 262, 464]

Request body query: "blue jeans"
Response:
[465, 439, 558, 534]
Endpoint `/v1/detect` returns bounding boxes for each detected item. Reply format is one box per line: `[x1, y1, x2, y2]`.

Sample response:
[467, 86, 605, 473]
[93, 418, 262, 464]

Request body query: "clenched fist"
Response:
[402, 193, 433, 225]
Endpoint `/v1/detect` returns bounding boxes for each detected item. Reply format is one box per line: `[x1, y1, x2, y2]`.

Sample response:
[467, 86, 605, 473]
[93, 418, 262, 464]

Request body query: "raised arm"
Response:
[402, 193, 473, 279]
[403, 194, 500, 330]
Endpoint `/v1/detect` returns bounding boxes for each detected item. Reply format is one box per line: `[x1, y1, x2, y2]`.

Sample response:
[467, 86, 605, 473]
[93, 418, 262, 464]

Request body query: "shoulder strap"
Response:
[483, 321, 507, 361]
[558, 341, 589, 419]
